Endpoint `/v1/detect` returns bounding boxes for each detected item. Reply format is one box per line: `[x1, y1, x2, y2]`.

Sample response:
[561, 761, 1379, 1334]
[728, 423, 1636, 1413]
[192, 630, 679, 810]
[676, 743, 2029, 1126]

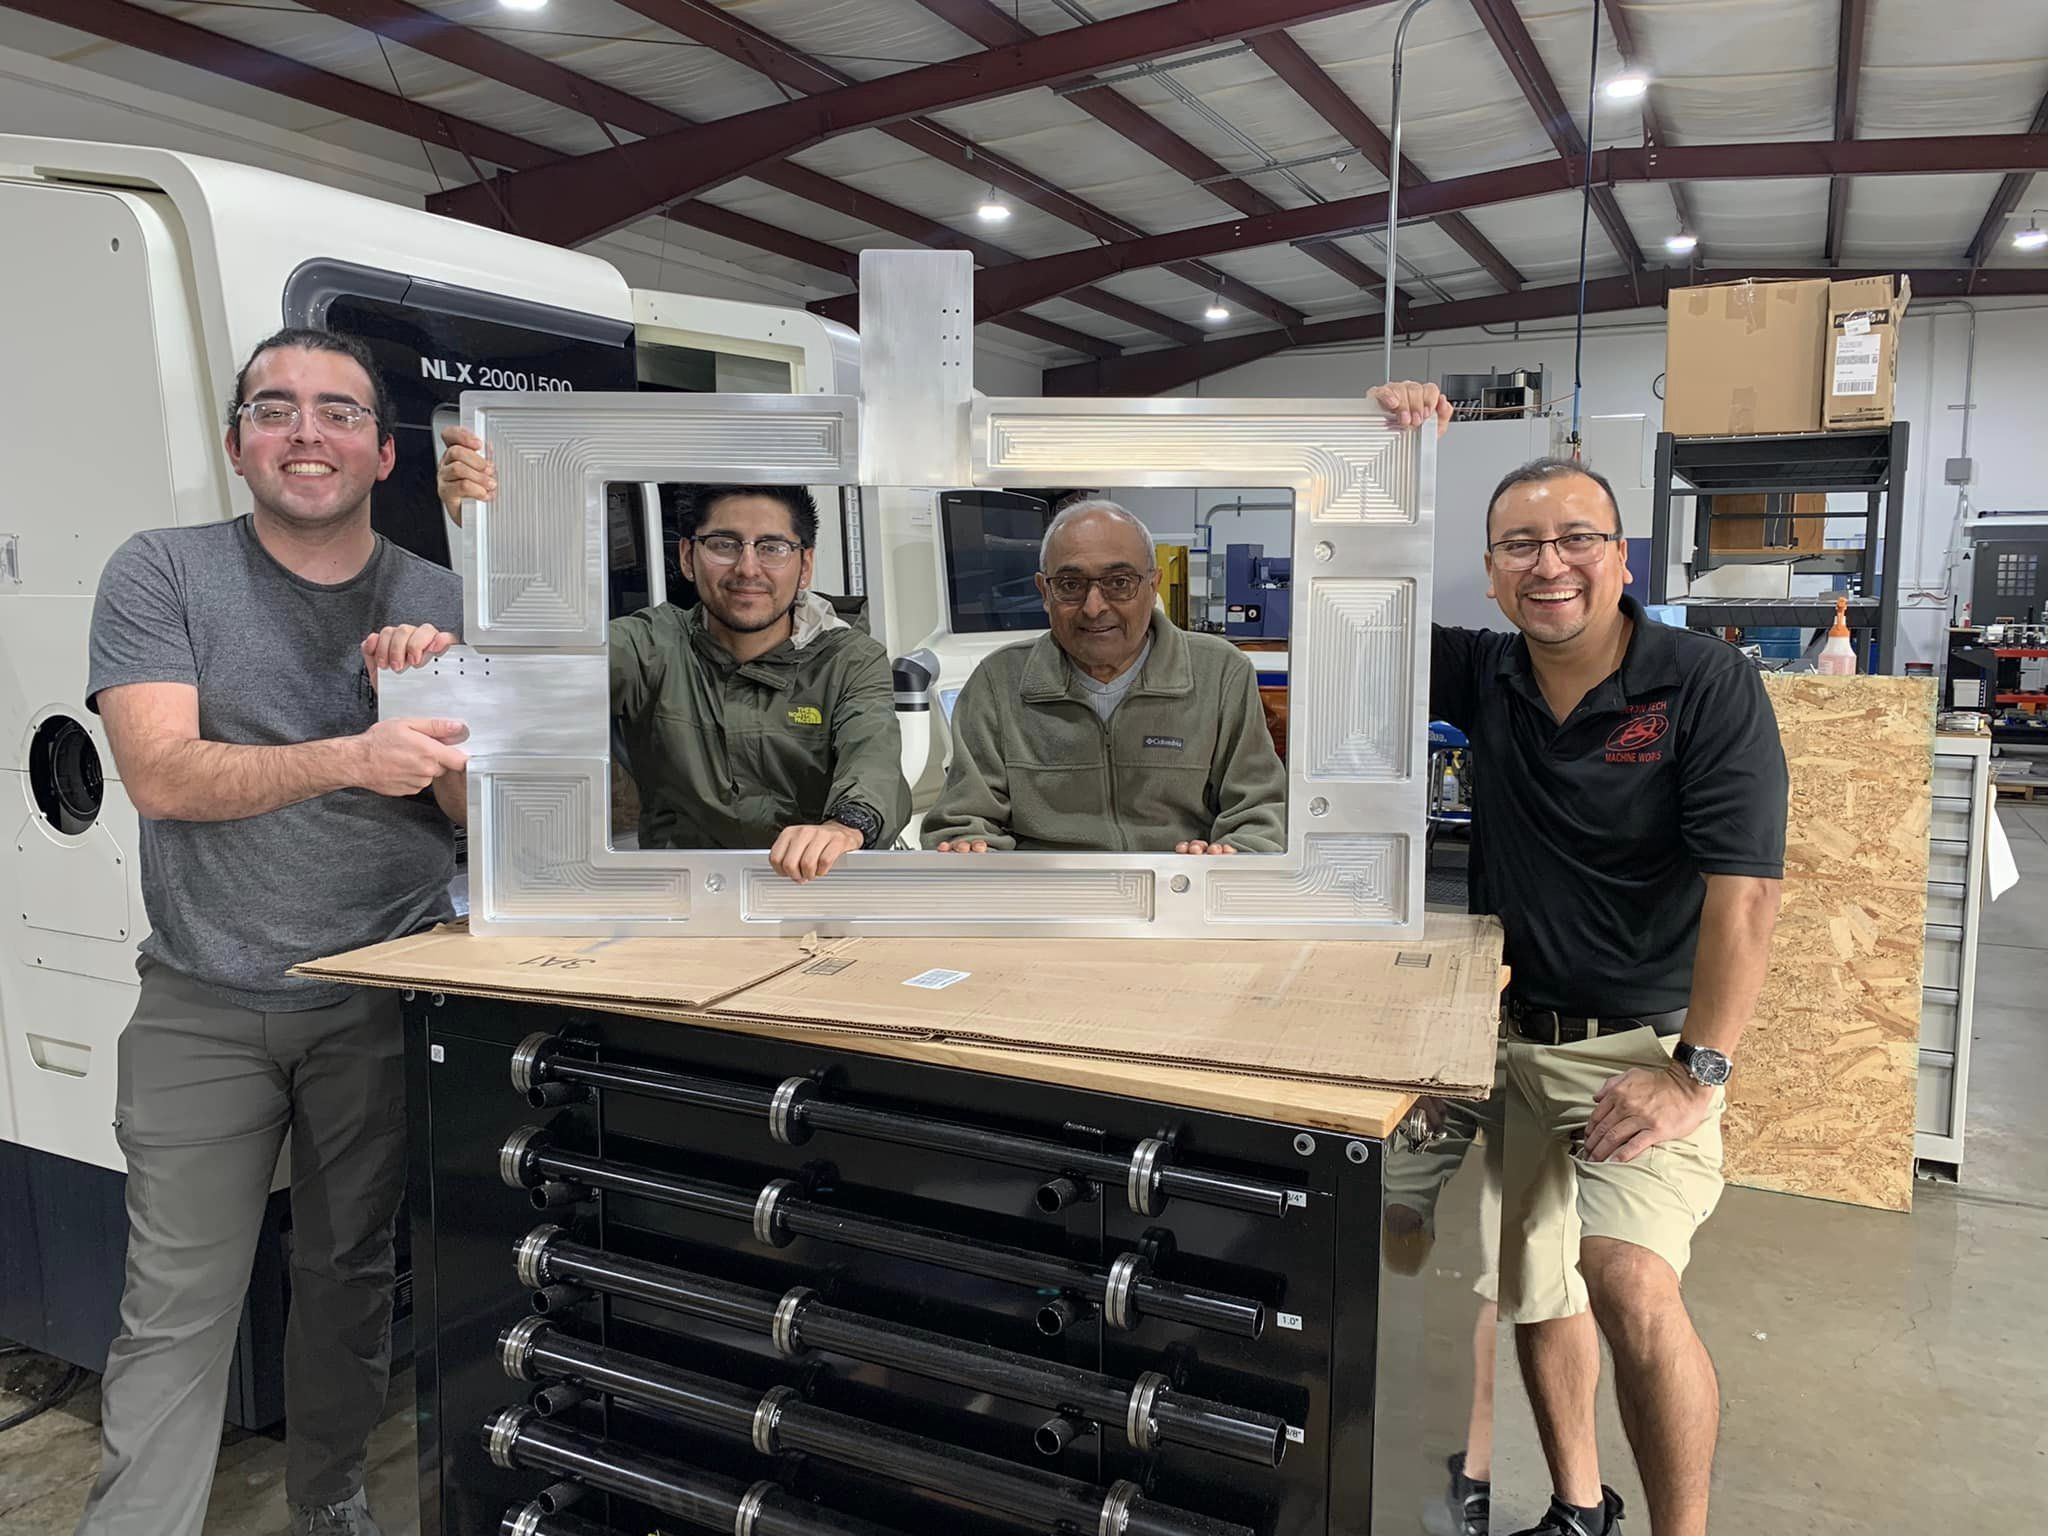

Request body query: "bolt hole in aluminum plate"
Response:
[378, 252, 1433, 941]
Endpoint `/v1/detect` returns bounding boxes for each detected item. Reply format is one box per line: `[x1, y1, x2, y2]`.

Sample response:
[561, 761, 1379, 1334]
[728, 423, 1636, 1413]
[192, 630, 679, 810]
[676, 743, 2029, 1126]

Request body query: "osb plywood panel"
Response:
[1724, 675, 1936, 1212]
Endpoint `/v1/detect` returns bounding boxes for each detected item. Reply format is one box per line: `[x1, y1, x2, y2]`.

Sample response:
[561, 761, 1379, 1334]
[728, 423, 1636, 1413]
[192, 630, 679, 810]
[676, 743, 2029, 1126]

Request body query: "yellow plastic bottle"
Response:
[1815, 595, 1858, 675]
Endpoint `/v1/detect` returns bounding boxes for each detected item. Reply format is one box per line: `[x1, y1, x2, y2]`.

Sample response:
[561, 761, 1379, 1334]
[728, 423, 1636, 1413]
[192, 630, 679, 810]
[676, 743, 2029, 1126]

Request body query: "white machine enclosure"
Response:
[0, 137, 858, 1174]
[381, 251, 1436, 942]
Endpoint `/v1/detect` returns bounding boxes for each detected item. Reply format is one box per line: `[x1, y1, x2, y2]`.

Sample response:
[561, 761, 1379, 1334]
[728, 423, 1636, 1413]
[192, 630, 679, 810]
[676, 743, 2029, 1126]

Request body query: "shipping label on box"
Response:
[1824, 275, 1910, 430]
[1831, 333, 1883, 397]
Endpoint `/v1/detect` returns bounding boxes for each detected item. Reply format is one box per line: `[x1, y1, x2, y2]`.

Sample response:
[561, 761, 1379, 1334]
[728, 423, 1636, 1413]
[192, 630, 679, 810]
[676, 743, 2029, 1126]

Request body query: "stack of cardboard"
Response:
[296, 916, 1508, 1104]
[1664, 275, 1911, 438]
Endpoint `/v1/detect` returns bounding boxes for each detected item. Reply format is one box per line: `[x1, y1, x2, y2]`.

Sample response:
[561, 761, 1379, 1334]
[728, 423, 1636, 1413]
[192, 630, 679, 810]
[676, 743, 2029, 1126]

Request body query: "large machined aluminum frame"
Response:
[382, 252, 1434, 940]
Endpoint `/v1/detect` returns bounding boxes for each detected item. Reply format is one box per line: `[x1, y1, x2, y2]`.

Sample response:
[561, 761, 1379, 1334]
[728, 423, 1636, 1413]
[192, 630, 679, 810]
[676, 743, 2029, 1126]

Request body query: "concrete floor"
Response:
[3, 806, 2045, 1534]
[0, 1361, 419, 1536]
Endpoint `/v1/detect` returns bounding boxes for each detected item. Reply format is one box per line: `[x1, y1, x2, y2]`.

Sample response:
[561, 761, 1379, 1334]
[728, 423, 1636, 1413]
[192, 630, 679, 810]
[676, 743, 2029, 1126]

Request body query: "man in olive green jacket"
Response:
[923, 500, 1287, 855]
[431, 432, 909, 881]
[609, 579, 909, 864]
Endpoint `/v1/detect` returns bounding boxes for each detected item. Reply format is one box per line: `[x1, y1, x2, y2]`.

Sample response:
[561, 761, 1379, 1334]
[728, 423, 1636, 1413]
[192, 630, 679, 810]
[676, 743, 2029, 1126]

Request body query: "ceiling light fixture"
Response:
[1603, 73, 1649, 101]
[2014, 221, 2048, 252]
[1665, 230, 1699, 255]
[499, 0, 547, 11]
[976, 188, 1011, 223]
[1204, 297, 1230, 323]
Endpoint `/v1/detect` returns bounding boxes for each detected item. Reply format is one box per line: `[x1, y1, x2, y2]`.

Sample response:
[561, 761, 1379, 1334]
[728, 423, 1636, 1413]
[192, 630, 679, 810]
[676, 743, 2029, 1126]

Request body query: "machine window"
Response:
[310, 288, 636, 569]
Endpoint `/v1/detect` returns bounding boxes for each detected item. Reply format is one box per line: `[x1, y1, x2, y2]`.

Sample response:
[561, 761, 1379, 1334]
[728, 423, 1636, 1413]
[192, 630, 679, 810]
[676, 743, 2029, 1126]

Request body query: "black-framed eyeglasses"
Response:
[237, 400, 377, 435]
[1487, 531, 1622, 571]
[691, 534, 803, 569]
[1043, 569, 1154, 605]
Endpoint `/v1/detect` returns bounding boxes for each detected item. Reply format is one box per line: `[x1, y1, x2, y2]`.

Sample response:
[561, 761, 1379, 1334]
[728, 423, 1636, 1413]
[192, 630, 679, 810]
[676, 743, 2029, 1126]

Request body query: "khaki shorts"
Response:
[1495, 1026, 1725, 1324]
[1381, 1075, 1505, 1295]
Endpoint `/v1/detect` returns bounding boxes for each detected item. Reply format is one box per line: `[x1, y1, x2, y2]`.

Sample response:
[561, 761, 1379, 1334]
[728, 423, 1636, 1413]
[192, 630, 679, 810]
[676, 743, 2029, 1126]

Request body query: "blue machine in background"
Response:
[1427, 722, 1472, 833]
[1427, 721, 1473, 891]
[1225, 543, 1292, 639]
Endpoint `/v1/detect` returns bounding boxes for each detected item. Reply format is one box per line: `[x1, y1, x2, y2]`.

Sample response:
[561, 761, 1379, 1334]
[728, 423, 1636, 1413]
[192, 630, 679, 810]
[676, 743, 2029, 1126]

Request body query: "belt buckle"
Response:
[1511, 1004, 1564, 1046]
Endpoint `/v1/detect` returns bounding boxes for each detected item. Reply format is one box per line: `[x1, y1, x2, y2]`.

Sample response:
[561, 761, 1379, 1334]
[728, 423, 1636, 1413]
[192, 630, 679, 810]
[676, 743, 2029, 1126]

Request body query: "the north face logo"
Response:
[788, 706, 823, 726]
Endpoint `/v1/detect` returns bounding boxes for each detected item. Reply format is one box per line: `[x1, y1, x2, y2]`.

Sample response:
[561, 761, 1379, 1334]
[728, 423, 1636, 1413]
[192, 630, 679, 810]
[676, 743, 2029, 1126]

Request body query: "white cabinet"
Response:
[1916, 735, 1990, 1172]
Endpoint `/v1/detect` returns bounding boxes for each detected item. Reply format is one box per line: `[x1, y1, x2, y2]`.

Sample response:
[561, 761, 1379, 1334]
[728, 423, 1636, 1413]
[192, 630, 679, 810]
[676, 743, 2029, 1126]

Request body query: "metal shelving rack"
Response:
[1647, 423, 1910, 673]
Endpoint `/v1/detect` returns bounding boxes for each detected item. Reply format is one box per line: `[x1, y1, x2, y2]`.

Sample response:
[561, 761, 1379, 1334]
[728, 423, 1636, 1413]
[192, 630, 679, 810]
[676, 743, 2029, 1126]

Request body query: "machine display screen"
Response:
[940, 490, 1055, 633]
[322, 294, 637, 569]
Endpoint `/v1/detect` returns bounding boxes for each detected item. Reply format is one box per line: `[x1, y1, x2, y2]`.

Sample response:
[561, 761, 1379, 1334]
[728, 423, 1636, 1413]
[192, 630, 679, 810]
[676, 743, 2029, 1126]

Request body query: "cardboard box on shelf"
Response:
[1663, 278, 1829, 437]
[1706, 492, 1829, 555]
[1825, 275, 1911, 431]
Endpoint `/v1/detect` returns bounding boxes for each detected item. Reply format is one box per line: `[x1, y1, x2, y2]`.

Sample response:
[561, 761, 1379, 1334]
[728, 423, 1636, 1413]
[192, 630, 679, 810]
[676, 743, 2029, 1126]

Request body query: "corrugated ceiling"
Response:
[1, 0, 2042, 368]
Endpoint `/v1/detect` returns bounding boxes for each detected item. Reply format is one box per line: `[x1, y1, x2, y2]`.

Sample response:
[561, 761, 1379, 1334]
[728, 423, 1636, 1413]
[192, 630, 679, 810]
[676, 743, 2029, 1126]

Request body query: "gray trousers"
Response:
[75, 962, 406, 1536]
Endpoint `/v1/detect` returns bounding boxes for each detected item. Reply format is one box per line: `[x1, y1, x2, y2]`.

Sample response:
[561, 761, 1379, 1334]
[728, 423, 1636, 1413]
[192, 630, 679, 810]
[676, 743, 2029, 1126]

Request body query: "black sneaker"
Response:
[1509, 1487, 1626, 1536]
[1423, 1451, 1490, 1536]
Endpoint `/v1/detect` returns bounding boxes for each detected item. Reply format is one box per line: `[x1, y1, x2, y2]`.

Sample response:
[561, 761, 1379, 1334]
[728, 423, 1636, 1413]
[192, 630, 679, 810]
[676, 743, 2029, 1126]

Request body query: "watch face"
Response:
[1682, 1046, 1732, 1086]
[828, 802, 882, 848]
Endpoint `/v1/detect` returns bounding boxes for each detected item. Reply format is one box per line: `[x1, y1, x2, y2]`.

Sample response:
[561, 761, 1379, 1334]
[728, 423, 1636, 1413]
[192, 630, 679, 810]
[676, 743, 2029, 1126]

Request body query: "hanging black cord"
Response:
[1570, 0, 1603, 455]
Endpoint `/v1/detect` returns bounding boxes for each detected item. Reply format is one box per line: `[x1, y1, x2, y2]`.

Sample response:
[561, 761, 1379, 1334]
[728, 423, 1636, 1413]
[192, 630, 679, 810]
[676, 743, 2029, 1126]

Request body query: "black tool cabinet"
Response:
[403, 990, 1441, 1536]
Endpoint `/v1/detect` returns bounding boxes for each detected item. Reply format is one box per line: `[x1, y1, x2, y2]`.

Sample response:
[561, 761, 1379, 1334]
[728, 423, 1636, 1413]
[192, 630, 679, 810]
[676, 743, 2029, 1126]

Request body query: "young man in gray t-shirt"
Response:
[76, 328, 466, 1536]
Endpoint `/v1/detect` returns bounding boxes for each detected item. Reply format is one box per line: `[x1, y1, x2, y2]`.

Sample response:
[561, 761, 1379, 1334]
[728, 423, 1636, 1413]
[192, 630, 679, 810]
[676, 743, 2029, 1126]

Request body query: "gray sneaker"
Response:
[287, 1489, 384, 1536]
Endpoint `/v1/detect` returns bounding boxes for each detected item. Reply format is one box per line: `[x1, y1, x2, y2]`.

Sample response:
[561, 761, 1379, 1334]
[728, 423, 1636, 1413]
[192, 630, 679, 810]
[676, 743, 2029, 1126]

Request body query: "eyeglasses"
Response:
[237, 400, 377, 434]
[692, 534, 803, 569]
[1487, 531, 1622, 572]
[1044, 569, 1154, 605]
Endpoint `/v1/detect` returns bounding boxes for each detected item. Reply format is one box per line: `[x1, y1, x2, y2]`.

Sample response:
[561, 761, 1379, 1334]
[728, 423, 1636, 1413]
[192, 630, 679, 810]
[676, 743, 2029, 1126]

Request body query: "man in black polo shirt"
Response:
[1375, 381, 1787, 1536]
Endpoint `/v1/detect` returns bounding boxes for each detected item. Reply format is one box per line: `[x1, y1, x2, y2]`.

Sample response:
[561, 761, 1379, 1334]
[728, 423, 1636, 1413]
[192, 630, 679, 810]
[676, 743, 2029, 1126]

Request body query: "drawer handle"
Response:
[26, 1034, 91, 1077]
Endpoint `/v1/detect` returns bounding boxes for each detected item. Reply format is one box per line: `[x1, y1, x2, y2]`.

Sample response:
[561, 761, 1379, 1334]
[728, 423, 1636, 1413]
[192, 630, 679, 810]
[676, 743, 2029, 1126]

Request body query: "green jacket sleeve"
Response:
[608, 614, 660, 723]
[920, 666, 1018, 850]
[825, 642, 913, 847]
[1207, 654, 1289, 853]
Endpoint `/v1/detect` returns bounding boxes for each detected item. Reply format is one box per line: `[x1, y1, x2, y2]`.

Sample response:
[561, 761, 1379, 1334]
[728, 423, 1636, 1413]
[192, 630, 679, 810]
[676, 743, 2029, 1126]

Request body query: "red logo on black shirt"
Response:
[1605, 714, 1670, 752]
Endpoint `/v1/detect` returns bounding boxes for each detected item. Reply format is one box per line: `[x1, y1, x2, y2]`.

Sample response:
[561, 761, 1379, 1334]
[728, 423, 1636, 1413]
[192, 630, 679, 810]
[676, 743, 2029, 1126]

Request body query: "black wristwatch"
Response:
[826, 801, 884, 850]
[1672, 1042, 1733, 1088]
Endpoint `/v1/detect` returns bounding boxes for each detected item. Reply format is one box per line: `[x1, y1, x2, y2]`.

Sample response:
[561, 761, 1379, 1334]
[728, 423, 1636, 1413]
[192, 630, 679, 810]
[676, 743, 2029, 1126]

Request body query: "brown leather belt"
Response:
[1503, 996, 1688, 1045]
